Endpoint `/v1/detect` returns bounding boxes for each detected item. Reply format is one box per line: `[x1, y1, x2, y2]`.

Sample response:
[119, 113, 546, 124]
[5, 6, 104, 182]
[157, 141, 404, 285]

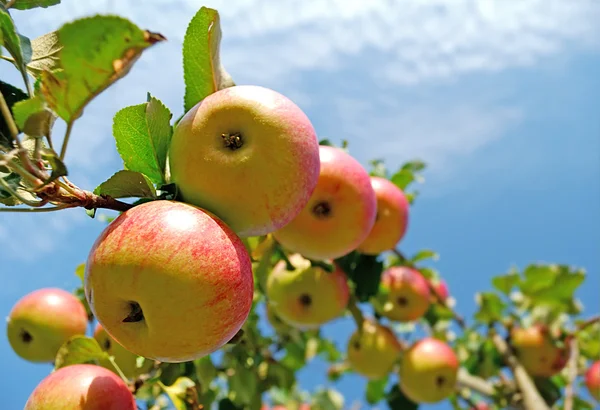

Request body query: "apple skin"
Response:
[585, 361, 600, 401]
[375, 266, 431, 322]
[430, 278, 449, 301]
[266, 254, 350, 329]
[346, 319, 402, 379]
[399, 337, 459, 404]
[168, 85, 320, 238]
[93, 323, 154, 379]
[84, 200, 254, 363]
[510, 325, 569, 378]
[24, 364, 136, 409]
[357, 176, 409, 255]
[6, 288, 88, 363]
[273, 145, 377, 261]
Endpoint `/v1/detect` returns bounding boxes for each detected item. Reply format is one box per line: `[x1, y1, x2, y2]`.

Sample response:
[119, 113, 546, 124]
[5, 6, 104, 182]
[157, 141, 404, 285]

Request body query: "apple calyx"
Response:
[20, 329, 33, 343]
[312, 201, 332, 219]
[122, 301, 144, 323]
[221, 132, 244, 150]
[298, 293, 313, 307]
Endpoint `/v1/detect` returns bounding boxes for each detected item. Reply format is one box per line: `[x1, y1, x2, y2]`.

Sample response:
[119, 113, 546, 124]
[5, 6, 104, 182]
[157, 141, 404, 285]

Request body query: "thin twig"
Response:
[347, 294, 365, 331]
[0, 204, 72, 212]
[492, 332, 550, 410]
[59, 121, 74, 161]
[564, 338, 579, 410]
[4, 0, 17, 8]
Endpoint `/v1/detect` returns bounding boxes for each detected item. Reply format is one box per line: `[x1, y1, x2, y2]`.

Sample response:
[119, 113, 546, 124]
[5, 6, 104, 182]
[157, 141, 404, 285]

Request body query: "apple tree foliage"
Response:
[1, 2, 598, 410]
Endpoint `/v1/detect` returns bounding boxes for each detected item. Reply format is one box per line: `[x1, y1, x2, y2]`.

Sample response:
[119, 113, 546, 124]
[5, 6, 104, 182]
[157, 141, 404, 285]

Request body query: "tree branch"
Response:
[577, 315, 600, 332]
[492, 333, 550, 410]
[456, 367, 496, 397]
[563, 338, 579, 410]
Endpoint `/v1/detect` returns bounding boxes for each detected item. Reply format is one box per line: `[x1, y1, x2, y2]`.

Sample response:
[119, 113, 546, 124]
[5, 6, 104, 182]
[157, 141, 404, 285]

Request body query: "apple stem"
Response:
[346, 294, 365, 333]
[563, 338, 579, 410]
[221, 132, 244, 150]
[491, 331, 550, 410]
[108, 355, 130, 384]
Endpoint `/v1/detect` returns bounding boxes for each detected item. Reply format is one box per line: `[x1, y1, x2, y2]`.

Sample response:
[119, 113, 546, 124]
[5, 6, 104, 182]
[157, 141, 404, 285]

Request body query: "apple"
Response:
[346, 319, 402, 379]
[399, 337, 459, 404]
[375, 266, 431, 322]
[584, 360, 600, 401]
[93, 323, 154, 379]
[24, 363, 136, 409]
[430, 277, 449, 301]
[266, 254, 349, 329]
[84, 200, 254, 362]
[168, 85, 320, 238]
[273, 145, 377, 260]
[470, 404, 490, 410]
[510, 325, 569, 377]
[357, 176, 409, 255]
[6, 288, 88, 363]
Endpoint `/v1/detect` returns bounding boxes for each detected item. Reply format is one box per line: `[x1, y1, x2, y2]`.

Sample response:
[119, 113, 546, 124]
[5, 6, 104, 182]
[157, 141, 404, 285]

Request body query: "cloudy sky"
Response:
[1, 1, 599, 409]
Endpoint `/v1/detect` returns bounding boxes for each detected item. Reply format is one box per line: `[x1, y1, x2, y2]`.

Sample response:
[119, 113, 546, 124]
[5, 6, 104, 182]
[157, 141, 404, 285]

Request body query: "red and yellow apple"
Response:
[6, 288, 88, 363]
[168, 85, 320, 238]
[510, 325, 569, 377]
[93, 323, 154, 379]
[357, 176, 409, 255]
[273, 145, 377, 260]
[85, 200, 254, 362]
[375, 266, 431, 322]
[399, 337, 459, 403]
[266, 254, 349, 329]
[24, 364, 136, 409]
[585, 360, 600, 401]
[346, 319, 402, 379]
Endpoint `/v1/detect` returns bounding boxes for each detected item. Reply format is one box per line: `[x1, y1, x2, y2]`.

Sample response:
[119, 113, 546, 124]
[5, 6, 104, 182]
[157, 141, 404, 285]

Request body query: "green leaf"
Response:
[410, 249, 439, 263]
[369, 159, 388, 178]
[577, 321, 600, 359]
[0, 80, 28, 147]
[317, 338, 342, 362]
[8, 0, 60, 10]
[93, 170, 156, 199]
[519, 265, 558, 294]
[182, 6, 235, 112]
[194, 355, 217, 393]
[73, 286, 93, 320]
[390, 160, 426, 190]
[312, 388, 344, 410]
[219, 398, 244, 410]
[228, 362, 257, 406]
[74, 263, 85, 283]
[533, 377, 561, 406]
[492, 271, 520, 295]
[572, 396, 595, 410]
[0, 7, 28, 73]
[12, 96, 54, 137]
[335, 251, 384, 302]
[366, 377, 388, 404]
[40, 147, 67, 182]
[281, 340, 307, 371]
[112, 95, 173, 185]
[160, 377, 197, 410]
[40, 15, 165, 123]
[474, 292, 507, 324]
[26, 30, 62, 76]
[54, 336, 108, 369]
[159, 362, 185, 386]
[385, 385, 418, 410]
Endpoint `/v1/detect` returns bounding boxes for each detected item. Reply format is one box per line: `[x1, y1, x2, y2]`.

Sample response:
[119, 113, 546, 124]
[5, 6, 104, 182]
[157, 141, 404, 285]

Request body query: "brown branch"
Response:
[456, 367, 496, 397]
[577, 315, 600, 332]
[564, 338, 579, 410]
[492, 333, 550, 410]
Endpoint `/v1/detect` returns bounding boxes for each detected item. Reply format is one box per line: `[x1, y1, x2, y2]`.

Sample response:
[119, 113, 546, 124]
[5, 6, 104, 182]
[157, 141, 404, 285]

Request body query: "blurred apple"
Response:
[375, 266, 431, 322]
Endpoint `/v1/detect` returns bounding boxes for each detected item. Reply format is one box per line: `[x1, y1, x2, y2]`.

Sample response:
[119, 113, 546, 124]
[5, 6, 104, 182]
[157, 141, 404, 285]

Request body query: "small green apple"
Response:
[266, 254, 349, 329]
[24, 363, 136, 409]
[585, 360, 600, 401]
[511, 325, 569, 377]
[85, 200, 254, 362]
[399, 337, 459, 404]
[375, 266, 431, 322]
[6, 288, 88, 363]
[93, 323, 154, 379]
[357, 176, 409, 255]
[273, 145, 377, 261]
[346, 319, 402, 379]
[169, 85, 320, 238]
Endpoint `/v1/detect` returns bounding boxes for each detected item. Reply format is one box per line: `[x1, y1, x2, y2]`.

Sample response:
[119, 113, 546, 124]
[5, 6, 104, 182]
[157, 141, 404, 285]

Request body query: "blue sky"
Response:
[1, 1, 599, 409]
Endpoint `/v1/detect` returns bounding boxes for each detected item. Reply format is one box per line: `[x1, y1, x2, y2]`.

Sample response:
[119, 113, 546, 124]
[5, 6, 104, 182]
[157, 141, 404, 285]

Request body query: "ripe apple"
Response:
[346, 319, 402, 379]
[357, 176, 409, 255]
[470, 404, 490, 410]
[266, 254, 349, 329]
[93, 323, 154, 379]
[584, 360, 600, 401]
[375, 266, 431, 322]
[24, 363, 136, 409]
[510, 325, 569, 377]
[6, 288, 88, 363]
[168, 85, 320, 238]
[85, 200, 254, 362]
[273, 145, 377, 260]
[399, 337, 459, 403]
[430, 278, 449, 301]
